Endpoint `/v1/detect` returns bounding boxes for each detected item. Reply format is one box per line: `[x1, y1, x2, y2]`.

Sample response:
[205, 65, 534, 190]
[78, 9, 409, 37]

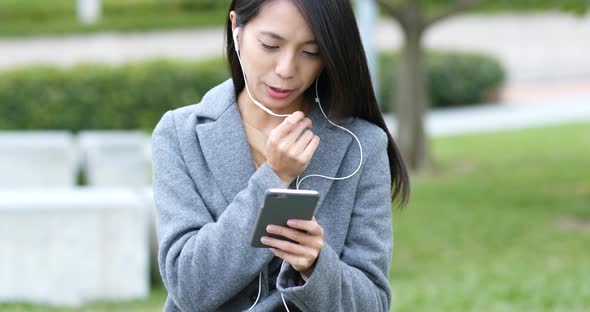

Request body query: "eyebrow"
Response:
[260, 31, 318, 45]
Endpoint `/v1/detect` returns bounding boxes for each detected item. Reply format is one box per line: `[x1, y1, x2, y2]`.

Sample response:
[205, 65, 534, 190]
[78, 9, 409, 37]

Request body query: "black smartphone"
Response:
[250, 189, 320, 248]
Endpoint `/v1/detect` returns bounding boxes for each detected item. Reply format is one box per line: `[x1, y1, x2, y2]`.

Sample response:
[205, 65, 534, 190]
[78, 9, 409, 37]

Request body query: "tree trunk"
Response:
[394, 14, 433, 172]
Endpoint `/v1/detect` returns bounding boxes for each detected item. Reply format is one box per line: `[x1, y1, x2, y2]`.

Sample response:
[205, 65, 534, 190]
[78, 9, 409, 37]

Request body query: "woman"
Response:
[152, 0, 409, 311]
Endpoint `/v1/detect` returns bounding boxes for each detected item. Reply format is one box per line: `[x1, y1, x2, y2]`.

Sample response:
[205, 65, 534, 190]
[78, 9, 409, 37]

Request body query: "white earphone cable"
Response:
[247, 272, 262, 311]
[280, 260, 291, 312]
[235, 27, 362, 312]
[295, 78, 363, 190]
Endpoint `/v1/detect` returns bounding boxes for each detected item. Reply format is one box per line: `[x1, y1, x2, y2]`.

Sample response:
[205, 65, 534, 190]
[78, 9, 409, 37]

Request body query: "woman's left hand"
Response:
[261, 216, 324, 277]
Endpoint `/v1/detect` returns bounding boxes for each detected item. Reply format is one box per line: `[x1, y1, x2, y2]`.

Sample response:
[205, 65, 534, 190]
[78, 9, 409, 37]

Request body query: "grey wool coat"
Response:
[152, 79, 393, 312]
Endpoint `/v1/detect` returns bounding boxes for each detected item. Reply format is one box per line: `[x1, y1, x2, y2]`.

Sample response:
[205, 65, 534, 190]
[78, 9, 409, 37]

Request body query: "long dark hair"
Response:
[225, 0, 409, 207]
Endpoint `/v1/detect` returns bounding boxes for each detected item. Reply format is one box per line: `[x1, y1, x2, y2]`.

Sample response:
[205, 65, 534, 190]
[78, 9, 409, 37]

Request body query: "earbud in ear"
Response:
[314, 75, 320, 103]
[232, 27, 240, 53]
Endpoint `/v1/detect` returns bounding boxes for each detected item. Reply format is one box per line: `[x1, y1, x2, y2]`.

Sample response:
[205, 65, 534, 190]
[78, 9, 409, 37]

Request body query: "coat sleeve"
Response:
[152, 111, 284, 311]
[277, 130, 394, 312]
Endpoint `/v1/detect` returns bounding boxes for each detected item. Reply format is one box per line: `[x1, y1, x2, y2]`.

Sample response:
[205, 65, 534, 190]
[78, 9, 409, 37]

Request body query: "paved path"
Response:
[0, 27, 225, 70]
[377, 13, 590, 83]
[384, 96, 590, 138]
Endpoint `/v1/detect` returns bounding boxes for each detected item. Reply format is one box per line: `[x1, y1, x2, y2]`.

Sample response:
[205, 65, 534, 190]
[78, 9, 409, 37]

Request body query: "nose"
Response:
[274, 52, 296, 79]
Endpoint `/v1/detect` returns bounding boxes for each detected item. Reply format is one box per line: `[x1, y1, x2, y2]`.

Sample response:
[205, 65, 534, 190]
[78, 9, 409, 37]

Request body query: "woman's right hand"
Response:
[265, 111, 320, 187]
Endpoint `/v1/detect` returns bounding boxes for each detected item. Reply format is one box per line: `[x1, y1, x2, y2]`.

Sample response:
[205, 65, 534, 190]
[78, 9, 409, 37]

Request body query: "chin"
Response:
[268, 97, 300, 110]
[262, 103, 294, 114]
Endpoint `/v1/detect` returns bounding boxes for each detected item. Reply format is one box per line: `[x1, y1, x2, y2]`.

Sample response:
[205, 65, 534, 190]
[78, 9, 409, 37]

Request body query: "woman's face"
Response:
[231, 0, 324, 114]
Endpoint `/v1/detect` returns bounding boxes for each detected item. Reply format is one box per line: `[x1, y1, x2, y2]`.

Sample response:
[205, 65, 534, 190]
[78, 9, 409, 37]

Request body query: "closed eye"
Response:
[260, 40, 320, 58]
[259, 41, 279, 51]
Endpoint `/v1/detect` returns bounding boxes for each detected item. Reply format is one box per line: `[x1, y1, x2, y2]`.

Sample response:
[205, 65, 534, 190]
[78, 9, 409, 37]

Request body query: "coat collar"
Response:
[194, 80, 353, 209]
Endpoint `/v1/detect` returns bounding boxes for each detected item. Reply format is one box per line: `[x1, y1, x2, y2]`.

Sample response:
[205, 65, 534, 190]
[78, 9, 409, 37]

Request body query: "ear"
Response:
[229, 11, 240, 53]
[229, 11, 238, 33]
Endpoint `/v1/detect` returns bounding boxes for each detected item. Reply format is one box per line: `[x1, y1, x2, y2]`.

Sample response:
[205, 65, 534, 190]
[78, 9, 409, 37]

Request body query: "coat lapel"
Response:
[195, 81, 256, 205]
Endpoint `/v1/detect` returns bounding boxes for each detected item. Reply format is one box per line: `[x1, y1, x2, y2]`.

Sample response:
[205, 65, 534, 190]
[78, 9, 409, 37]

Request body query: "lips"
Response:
[266, 84, 294, 100]
[271, 86, 291, 92]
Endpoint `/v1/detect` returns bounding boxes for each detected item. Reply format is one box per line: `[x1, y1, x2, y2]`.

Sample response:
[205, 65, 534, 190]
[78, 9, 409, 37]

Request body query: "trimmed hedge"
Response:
[379, 51, 505, 111]
[0, 51, 504, 131]
[0, 60, 228, 131]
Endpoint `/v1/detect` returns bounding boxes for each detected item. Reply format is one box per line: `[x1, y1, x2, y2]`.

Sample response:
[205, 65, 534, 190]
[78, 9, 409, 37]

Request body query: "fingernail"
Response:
[287, 220, 297, 227]
[261, 236, 269, 243]
[266, 225, 276, 232]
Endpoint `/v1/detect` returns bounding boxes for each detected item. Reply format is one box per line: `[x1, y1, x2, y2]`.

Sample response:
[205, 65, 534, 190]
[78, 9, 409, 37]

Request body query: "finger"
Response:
[299, 135, 320, 162]
[269, 111, 305, 140]
[279, 118, 312, 149]
[261, 236, 308, 255]
[268, 224, 324, 251]
[287, 218, 324, 236]
[292, 129, 315, 154]
[267, 224, 311, 245]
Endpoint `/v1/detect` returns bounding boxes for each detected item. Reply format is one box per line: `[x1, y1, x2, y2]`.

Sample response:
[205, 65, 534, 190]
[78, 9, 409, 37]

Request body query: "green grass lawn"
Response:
[391, 122, 590, 311]
[0, 286, 167, 312]
[0, 0, 228, 37]
[1, 122, 588, 311]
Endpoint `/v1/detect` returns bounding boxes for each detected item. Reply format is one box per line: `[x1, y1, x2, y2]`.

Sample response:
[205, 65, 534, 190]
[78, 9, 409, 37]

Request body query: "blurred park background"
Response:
[0, 0, 589, 311]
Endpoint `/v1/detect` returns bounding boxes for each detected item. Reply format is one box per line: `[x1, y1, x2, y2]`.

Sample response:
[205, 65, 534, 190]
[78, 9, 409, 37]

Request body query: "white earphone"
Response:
[232, 27, 240, 53]
[234, 25, 363, 312]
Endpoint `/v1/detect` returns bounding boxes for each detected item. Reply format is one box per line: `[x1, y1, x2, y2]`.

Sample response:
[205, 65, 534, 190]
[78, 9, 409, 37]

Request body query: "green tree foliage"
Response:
[376, 0, 588, 171]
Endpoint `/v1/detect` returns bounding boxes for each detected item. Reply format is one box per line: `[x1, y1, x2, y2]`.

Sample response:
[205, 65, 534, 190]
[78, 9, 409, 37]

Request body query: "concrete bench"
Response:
[78, 131, 150, 187]
[0, 188, 150, 306]
[140, 187, 160, 283]
[0, 132, 78, 188]
[77, 131, 158, 288]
